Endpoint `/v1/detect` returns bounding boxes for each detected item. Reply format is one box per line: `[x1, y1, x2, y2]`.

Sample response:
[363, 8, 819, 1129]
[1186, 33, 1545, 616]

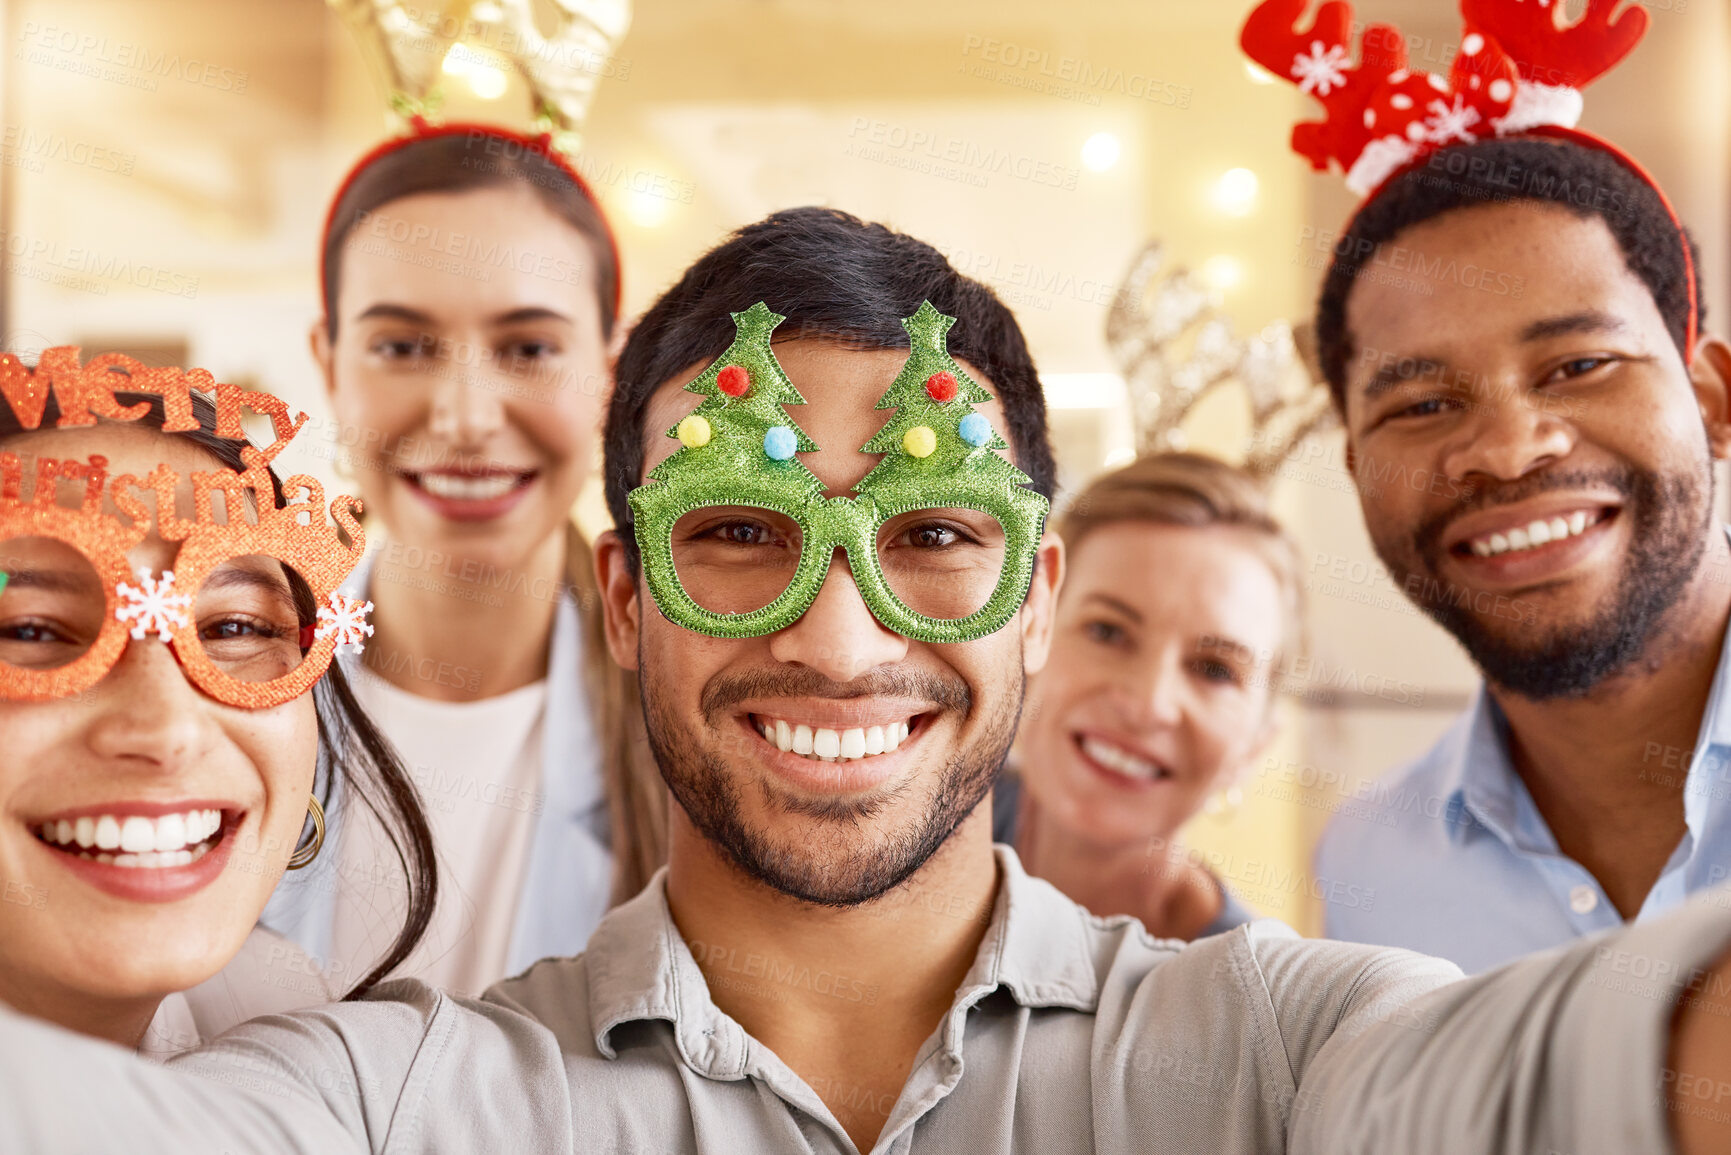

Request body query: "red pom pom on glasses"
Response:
[924, 371, 958, 403]
[717, 365, 750, 397]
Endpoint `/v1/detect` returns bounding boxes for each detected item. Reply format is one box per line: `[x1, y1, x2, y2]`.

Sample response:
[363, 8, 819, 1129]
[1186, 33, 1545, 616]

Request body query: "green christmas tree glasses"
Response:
[627, 301, 1050, 643]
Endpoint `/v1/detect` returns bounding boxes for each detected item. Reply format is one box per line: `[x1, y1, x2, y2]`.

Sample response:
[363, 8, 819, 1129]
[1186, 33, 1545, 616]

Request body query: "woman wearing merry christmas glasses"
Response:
[0, 356, 435, 1055]
[996, 453, 1303, 939]
[262, 124, 665, 996]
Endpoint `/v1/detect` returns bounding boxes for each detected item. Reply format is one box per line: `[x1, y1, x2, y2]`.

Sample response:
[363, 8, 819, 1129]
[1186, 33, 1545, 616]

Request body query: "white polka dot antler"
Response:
[1239, 0, 1650, 196]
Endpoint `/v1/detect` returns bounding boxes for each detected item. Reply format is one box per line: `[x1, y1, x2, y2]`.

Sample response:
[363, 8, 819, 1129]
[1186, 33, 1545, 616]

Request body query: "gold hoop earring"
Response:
[286, 794, 326, 870]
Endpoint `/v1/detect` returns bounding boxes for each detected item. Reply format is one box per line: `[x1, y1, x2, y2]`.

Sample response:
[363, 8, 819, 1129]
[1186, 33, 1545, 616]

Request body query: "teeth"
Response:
[758, 717, 913, 763]
[119, 817, 155, 853]
[37, 809, 223, 859]
[153, 813, 185, 853]
[417, 472, 520, 500]
[83, 842, 211, 869]
[1469, 510, 1602, 557]
[1081, 736, 1163, 781]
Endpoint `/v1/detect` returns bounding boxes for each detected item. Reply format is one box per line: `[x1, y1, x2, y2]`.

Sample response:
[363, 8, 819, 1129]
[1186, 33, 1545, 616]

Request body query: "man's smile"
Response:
[728, 697, 942, 797]
[751, 714, 915, 760]
[1436, 496, 1626, 595]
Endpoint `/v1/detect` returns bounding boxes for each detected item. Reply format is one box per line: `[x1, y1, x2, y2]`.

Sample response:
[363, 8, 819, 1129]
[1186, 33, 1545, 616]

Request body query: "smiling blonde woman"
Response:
[997, 452, 1304, 939]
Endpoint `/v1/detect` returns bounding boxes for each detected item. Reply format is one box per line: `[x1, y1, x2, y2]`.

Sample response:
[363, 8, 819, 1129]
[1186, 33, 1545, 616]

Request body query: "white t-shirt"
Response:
[329, 667, 549, 997]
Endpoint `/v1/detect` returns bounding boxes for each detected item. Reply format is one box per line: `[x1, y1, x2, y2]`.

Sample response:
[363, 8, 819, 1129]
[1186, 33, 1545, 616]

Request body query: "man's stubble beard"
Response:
[640, 654, 1022, 908]
[1372, 459, 1714, 701]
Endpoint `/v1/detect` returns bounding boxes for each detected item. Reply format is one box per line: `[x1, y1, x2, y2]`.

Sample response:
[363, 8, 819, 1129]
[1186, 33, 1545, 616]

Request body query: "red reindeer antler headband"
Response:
[1242, 0, 1695, 353]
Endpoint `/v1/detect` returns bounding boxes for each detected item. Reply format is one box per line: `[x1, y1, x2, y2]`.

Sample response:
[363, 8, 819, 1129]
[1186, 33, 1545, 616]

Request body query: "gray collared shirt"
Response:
[3, 846, 1729, 1154]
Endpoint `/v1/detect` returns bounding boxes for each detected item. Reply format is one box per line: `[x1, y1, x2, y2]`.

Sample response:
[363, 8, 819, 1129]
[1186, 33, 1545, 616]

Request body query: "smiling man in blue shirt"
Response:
[1313, 134, 1731, 974]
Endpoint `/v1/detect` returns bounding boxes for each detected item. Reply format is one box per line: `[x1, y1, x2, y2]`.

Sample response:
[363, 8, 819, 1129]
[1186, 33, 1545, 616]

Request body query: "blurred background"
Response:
[1, 0, 1726, 931]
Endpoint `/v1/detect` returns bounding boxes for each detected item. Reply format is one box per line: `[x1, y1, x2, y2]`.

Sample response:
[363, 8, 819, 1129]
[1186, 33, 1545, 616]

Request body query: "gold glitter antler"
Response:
[326, 0, 632, 149]
[1104, 241, 1335, 476]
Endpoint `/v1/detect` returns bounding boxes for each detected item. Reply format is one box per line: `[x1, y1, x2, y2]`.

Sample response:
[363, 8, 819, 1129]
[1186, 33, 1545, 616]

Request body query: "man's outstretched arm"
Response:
[0, 979, 572, 1153]
[1667, 944, 1731, 1153]
[0, 1000, 363, 1154]
[1276, 888, 1731, 1154]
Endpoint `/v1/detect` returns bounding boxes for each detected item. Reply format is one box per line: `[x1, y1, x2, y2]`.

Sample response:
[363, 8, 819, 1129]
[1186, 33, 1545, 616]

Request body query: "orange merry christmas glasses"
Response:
[0, 348, 372, 709]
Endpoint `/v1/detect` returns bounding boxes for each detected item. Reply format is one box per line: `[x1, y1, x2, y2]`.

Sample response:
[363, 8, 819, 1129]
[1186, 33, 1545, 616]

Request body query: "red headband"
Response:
[318, 118, 623, 325]
[1242, 0, 1696, 354]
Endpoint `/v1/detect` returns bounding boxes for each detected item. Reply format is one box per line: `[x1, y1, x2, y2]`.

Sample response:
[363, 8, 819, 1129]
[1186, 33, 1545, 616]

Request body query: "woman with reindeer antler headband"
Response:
[0, 351, 436, 1055]
[260, 0, 668, 997]
[1247, 0, 1731, 978]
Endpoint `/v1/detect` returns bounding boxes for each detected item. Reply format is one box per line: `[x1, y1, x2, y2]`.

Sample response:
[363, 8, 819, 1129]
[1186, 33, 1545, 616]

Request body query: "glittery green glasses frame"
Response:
[626, 301, 1050, 644]
[629, 472, 1048, 643]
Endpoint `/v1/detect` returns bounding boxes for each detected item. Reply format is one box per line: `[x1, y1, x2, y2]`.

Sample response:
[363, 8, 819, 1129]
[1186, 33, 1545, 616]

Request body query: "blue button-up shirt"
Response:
[1316, 601, 1731, 974]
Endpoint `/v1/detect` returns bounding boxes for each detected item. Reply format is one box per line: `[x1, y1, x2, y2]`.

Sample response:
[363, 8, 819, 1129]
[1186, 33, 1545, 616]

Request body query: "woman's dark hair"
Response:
[607, 206, 1057, 570]
[0, 385, 437, 1000]
[1315, 136, 1703, 408]
[321, 129, 620, 340]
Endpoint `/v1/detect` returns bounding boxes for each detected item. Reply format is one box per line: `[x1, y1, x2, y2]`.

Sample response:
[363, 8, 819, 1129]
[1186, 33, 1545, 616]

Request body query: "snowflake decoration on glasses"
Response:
[115, 568, 192, 642]
[1291, 40, 1349, 96]
[315, 592, 375, 655]
[1423, 95, 1482, 145]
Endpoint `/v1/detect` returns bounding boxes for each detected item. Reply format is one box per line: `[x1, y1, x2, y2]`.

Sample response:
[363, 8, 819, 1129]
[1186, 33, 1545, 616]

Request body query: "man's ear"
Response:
[309, 319, 337, 403]
[1018, 531, 1065, 676]
[594, 529, 643, 671]
[1688, 337, 1731, 461]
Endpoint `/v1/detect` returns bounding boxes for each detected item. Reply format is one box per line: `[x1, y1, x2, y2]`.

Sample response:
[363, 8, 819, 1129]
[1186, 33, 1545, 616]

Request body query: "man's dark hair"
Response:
[1315, 136, 1703, 409]
[605, 206, 1057, 568]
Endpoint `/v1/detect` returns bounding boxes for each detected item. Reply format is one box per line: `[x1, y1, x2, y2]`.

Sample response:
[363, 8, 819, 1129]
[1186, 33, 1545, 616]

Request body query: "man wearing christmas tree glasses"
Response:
[8, 207, 1731, 1154]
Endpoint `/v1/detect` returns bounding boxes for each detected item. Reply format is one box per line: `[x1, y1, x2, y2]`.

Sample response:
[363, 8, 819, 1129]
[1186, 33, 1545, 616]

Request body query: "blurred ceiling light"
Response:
[442, 49, 508, 100]
[1244, 61, 1277, 85]
[1211, 167, 1259, 216]
[1201, 255, 1243, 292]
[623, 187, 671, 228]
[1043, 373, 1126, 410]
[1081, 132, 1121, 173]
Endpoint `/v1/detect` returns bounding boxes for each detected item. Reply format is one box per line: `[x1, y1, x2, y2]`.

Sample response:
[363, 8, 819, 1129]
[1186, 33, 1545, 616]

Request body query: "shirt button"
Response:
[1569, 885, 1599, 914]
